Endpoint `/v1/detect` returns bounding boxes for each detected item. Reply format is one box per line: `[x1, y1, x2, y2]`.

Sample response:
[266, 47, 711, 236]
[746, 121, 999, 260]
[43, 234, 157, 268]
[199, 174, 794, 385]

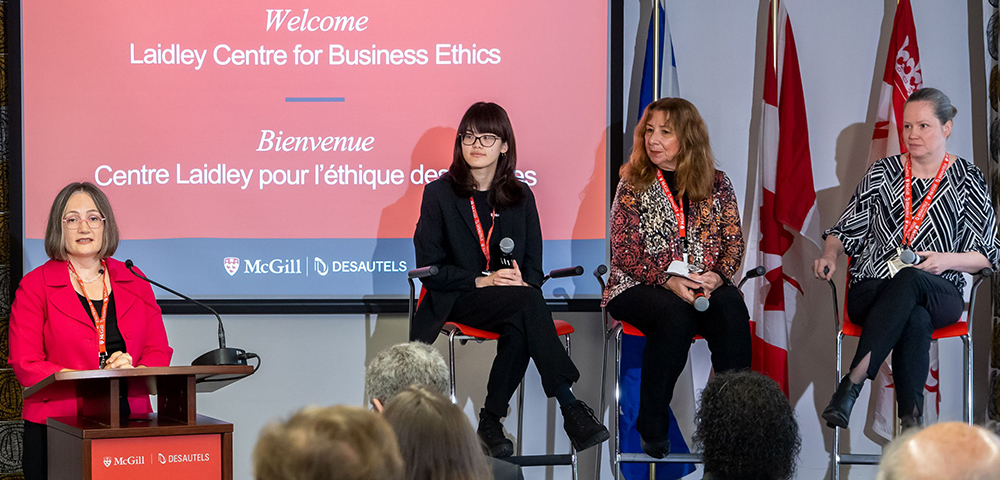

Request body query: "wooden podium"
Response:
[24, 365, 253, 480]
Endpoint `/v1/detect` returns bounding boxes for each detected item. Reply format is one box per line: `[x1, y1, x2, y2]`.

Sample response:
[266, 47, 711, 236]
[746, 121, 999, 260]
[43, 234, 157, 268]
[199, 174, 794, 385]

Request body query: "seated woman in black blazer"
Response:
[412, 102, 609, 457]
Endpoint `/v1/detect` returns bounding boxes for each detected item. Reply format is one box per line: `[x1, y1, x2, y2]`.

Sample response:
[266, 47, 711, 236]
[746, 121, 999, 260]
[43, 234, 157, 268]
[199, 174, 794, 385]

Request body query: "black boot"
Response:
[477, 410, 514, 458]
[560, 400, 610, 452]
[899, 415, 923, 432]
[640, 435, 671, 459]
[822, 376, 864, 428]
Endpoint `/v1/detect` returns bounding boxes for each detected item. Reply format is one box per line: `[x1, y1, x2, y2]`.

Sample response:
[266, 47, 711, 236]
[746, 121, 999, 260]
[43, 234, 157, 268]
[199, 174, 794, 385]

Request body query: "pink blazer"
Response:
[9, 258, 173, 423]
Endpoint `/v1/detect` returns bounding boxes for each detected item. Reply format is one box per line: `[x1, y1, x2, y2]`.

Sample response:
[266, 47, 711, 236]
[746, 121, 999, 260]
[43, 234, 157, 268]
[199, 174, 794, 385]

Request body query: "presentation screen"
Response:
[16, 0, 609, 299]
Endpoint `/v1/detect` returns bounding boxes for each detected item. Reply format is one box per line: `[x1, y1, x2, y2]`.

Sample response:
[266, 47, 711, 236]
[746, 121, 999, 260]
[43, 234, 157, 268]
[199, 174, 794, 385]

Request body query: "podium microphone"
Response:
[125, 259, 249, 366]
[498, 237, 515, 270]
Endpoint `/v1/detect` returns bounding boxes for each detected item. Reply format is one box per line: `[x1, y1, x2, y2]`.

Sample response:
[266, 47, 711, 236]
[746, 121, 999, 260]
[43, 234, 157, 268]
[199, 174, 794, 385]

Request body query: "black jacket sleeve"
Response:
[413, 182, 480, 292]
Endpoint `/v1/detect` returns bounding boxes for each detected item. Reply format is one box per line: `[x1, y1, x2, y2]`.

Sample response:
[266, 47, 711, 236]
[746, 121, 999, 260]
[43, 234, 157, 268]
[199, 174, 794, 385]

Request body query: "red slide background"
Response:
[22, 0, 607, 241]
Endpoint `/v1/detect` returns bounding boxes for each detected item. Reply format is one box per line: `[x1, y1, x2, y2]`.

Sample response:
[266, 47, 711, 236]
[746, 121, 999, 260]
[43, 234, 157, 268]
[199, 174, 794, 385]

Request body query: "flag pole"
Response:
[772, 0, 778, 71]
[653, 0, 660, 100]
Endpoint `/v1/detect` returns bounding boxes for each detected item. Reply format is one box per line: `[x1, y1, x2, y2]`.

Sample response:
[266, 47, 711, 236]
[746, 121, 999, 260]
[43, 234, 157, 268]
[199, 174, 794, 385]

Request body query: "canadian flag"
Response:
[865, 0, 936, 442]
[746, 0, 820, 396]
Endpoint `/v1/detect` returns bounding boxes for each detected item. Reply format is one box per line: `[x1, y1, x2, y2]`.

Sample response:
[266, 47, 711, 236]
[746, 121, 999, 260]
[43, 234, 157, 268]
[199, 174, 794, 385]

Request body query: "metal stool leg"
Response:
[563, 333, 577, 480]
[516, 378, 525, 456]
[832, 331, 843, 480]
[963, 333, 973, 424]
[449, 329, 459, 404]
[595, 326, 610, 480]
[613, 326, 623, 480]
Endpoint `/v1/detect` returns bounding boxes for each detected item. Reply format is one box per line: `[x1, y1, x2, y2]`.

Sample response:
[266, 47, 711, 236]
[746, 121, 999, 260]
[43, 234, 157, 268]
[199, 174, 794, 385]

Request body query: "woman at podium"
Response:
[9, 182, 173, 479]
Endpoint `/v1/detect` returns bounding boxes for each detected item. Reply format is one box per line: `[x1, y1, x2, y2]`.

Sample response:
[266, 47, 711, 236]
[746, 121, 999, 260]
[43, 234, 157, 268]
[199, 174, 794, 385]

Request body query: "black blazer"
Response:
[410, 176, 544, 343]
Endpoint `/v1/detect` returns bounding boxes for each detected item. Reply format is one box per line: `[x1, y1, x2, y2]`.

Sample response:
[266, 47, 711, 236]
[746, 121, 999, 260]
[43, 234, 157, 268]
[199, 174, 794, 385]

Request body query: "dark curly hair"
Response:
[693, 371, 801, 480]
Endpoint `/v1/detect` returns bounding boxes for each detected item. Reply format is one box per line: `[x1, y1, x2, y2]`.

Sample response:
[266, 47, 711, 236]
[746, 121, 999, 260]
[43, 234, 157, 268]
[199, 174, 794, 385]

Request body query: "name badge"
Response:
[886, 247, 911, 278]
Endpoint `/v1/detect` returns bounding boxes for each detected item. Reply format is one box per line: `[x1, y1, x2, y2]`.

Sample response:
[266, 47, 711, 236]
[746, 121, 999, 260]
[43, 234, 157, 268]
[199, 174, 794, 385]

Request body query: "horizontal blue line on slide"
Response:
[23, 238, 606, 300]
[285, 97, 345, 102]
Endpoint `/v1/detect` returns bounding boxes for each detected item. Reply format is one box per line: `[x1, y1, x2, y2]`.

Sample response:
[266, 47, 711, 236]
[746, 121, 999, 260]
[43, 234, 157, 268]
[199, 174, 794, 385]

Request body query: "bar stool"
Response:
[592, 265, 765, 480]
[408, 265, 585, 479]
[825, 267, 992, 480]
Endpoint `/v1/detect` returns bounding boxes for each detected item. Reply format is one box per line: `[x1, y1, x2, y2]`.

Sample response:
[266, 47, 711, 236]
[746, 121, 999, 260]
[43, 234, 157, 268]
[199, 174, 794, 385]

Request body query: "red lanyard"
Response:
[656, 170, 686, 242]
[470, 197, 496, 269]
[902, 153, 950, 247]
[68, 260, 109, 359]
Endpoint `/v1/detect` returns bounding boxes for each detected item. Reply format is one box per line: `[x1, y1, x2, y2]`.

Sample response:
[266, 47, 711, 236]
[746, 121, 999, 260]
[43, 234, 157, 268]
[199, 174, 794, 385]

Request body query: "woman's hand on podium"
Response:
[102, 351, 134, 370]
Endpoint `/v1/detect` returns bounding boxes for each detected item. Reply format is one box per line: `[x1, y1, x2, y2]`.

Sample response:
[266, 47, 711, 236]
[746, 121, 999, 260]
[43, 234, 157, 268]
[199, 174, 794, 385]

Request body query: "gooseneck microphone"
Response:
[498, 237, 515, 270]
[125, 259, 249, 366]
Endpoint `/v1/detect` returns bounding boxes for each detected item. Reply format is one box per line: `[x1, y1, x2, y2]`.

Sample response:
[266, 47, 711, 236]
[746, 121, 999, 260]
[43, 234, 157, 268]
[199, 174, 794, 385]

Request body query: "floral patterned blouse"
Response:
[603, 170, 745, 306]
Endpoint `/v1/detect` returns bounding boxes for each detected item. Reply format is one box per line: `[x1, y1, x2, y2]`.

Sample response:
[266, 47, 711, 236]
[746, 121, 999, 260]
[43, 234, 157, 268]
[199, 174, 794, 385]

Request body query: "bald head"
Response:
[877, 422, 1000, 480]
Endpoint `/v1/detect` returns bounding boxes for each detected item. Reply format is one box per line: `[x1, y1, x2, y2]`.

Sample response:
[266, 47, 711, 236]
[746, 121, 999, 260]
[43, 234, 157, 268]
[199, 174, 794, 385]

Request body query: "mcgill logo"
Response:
[103, 455, 146, 467]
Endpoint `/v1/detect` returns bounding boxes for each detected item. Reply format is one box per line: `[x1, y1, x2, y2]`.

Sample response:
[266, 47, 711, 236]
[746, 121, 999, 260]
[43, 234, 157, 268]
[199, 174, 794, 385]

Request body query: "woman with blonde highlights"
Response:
[383, 385, 493, 480]
[603, 98, 750, 458]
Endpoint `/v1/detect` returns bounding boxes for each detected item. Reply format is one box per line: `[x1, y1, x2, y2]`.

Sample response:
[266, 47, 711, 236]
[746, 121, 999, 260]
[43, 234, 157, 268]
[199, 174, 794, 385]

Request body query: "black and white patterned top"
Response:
[824, 155, 999, 291]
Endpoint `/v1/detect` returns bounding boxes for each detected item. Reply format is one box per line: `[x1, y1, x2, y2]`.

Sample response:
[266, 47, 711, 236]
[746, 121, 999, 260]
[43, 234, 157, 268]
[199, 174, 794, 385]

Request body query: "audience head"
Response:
[45, 182, 120, 261]
[877, 422, 1000, 480]
[383, 385, 493, 480]
[693, 371, 800, 480]
[253, 405, 404, 480]
[447, 101, 523, 207]
[365, 342, 449, 410]
[621, 97, 715, 201]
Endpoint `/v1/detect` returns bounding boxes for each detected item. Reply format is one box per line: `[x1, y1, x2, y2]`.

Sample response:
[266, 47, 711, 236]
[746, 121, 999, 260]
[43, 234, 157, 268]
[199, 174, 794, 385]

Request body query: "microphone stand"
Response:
[125, 259, 250, 366]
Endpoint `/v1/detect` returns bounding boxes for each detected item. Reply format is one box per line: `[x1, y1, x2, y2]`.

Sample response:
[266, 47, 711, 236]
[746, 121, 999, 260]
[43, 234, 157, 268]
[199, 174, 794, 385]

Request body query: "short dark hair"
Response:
[905, 87, 958, 125]
[44, 182, 120, 261]
[253, 405, 404, 480]
[445, 102, 524, 208]
[694, 371, 801, 480]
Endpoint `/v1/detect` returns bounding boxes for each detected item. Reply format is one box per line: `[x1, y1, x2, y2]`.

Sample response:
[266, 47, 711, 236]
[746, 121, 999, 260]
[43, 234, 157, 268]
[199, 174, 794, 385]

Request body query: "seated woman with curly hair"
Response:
[694, 371, 801, 480]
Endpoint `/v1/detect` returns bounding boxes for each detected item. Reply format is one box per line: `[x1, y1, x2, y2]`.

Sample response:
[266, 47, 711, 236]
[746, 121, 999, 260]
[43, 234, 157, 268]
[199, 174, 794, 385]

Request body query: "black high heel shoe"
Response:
[640, 435, 671, 459]
[822, 376, 864, 428]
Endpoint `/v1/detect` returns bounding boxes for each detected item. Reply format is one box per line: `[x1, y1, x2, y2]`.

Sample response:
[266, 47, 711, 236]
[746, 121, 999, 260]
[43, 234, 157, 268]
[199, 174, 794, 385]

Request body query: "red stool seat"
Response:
[443, 322, 500, 340]
[840, 318, 967, 340]
[617, 320, 703, 341]
[443, 320, 575, 339]
[553, 319, 575, 336]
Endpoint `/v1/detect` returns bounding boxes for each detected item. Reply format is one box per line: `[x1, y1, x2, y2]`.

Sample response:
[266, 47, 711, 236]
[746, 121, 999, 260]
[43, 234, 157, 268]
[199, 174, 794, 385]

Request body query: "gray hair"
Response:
[905, 87, 958, 125]
[365, 342, 449, 403]
[877, 422, 1000, 480]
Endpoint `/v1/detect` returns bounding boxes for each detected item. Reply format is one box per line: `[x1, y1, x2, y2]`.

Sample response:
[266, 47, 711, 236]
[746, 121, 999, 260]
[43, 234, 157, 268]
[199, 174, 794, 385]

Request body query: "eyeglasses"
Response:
[460, 133, 501, 148]
[63, 214, 105, 230]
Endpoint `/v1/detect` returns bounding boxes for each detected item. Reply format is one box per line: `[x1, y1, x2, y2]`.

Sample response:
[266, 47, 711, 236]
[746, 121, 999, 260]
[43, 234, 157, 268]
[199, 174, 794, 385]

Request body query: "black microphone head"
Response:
[499, 237, 515, 254]
[125, 259, 134, 269]
[595, 264, 608, 276]
[754, 266, 766, 277]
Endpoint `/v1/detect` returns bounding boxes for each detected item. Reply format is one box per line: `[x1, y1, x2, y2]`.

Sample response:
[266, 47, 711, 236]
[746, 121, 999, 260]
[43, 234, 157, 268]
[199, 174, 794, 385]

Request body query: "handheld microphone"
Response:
[498, 237, 515, 270]
[125, 259, 249, 366]
[693, 292, 709, 312]
[900, 250, 922, 265]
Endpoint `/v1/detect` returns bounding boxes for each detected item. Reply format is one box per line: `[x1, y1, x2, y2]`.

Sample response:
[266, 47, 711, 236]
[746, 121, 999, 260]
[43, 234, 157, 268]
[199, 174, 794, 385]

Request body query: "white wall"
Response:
[165, 2, 991, 480]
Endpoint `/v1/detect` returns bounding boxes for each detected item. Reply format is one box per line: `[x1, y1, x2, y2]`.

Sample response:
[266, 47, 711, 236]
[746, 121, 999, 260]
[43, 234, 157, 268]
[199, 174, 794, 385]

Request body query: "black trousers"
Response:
[847, 267, 964, 417]
[449, 286, 581, 418]
[22, 420, 46, 480]
[606, 284, 751, 441]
